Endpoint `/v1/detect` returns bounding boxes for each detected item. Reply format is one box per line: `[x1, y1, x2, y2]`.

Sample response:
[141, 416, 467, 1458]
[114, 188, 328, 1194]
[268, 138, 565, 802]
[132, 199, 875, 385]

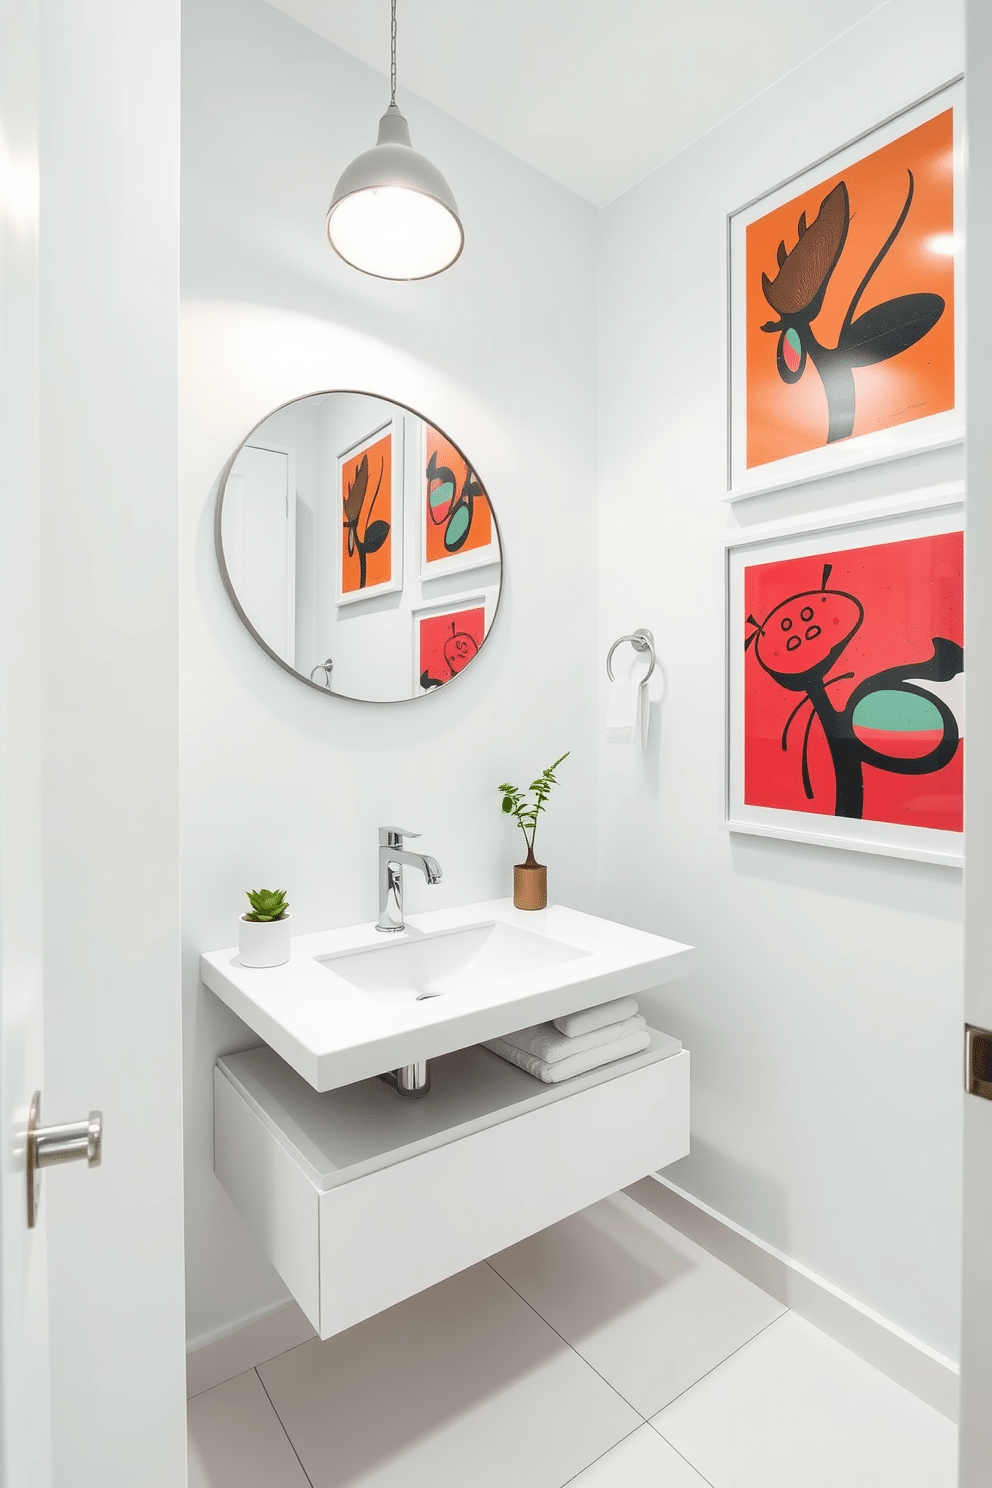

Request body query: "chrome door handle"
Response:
[26, 1091, 102, 1228]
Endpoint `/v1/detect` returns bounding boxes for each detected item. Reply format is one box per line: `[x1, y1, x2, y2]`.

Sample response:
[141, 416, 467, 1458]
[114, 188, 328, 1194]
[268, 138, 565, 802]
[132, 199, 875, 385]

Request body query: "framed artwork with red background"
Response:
[728, 80, 963, 500]
[412, 596, 497, 695]
[726, 490, 963, 865]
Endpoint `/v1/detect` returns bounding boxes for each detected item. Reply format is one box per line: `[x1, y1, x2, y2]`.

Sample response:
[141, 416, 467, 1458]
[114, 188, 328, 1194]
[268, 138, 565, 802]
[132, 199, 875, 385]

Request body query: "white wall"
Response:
[181, 0, 598, 1346]
[598, 0, 964, 1360]
[39, 2, 188, 1483]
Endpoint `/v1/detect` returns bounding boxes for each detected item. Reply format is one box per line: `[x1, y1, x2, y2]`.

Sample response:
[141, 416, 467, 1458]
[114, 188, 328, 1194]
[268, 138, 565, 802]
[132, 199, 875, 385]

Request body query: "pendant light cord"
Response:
[390, 0, 397, 106]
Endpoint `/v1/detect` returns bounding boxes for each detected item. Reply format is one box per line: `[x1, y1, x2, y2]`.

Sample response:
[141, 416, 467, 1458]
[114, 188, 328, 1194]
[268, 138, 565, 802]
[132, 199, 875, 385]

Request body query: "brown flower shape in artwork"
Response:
[343, 454, 368, 524]
[756, 171, 943, 445]
[341, 447, 390, 589]
[761, 181, 850, 320]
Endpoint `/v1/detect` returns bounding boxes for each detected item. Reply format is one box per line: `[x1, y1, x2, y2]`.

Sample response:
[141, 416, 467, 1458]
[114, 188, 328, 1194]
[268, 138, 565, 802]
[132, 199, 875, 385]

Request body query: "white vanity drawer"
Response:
[214, 1033, 689, 1340]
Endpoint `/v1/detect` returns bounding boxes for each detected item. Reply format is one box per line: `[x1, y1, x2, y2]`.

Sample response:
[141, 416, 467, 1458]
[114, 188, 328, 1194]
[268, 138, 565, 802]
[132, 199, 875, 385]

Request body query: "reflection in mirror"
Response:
[216, 393, 502, 702]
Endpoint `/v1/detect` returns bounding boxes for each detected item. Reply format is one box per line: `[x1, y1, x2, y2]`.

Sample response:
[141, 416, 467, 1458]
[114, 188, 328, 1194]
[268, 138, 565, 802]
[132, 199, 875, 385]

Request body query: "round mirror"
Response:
[216, 392, 502, 702]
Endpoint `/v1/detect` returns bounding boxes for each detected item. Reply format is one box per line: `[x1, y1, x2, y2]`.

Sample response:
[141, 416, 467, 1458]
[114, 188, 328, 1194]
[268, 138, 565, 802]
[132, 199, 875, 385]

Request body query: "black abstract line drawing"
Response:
[759, 174, 945, 444]
[420, 619, 480, 691]
[745, 562, 962, 819]
[426, 450, 485, 554]
[343, 450, 390, 590]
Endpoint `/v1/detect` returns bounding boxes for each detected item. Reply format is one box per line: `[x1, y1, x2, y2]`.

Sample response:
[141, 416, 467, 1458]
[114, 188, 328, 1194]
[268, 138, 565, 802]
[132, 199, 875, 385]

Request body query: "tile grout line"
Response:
[647, 1308, 789, 1428]
[254, 1366, 317, 1488]
[487, 1258, 737, 1488]
[556, 1422, 645, 1487]
[488, 1257, 787, 1425]
[484, 1259, 649, 1421]
[655, 1434, 719, 1488]
[186, 1332, 319, 1401]
[644, 1317, 793, 1487]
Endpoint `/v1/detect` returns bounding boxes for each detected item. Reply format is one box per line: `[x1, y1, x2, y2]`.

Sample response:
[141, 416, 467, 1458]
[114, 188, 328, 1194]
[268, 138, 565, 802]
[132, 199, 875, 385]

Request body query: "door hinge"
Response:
[965, 1025, 992, 1101]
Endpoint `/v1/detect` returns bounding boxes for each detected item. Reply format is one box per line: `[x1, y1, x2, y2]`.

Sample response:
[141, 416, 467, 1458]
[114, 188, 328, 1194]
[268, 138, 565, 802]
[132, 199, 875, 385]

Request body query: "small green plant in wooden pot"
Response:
[498, 752, 569, 910]
[238, 888, 291, 968]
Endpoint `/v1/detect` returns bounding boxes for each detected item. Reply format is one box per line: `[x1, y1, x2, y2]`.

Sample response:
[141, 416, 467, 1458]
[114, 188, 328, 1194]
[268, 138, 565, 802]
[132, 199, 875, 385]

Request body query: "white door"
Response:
[222, 443, 297, 666]
[0, 1, 49, 1481]
[2, 3, 189, 1486]
[960, 4, 992, 1480]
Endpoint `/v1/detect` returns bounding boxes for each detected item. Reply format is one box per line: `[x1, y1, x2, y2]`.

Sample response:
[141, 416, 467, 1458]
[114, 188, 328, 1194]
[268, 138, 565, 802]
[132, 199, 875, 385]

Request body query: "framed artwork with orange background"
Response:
[726, 487, 963, 865]
[335, 419, 403, 606]
[728, 80, 963, 499]
[419, 421, 499, 578]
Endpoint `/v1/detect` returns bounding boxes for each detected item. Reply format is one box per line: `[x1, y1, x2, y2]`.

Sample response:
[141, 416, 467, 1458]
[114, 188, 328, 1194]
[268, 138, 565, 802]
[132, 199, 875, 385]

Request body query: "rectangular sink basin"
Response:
[200, 898, 694, 1092]
[318, 921, 590, 1005]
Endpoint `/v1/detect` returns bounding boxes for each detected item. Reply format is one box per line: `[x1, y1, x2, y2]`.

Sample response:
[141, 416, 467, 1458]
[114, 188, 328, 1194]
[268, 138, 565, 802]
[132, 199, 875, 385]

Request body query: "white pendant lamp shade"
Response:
[326, 105, 464, 280]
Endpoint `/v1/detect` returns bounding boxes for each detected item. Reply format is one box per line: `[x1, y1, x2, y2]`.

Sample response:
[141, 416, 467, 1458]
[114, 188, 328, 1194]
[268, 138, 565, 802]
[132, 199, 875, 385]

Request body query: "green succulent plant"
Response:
[244, 888, 289, 923]
[498, 752, 569, 860]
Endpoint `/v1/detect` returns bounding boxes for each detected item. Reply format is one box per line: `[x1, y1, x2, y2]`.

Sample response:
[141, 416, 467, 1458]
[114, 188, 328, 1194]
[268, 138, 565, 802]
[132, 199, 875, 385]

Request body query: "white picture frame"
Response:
[727, 78, 964, 501]
[417, 419, 501, 580]
[725, 485, 964, 866]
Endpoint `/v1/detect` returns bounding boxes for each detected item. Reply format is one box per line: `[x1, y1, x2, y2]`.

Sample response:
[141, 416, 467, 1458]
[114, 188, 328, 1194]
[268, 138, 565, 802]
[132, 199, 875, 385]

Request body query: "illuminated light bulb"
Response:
[326, 106, 463, 281]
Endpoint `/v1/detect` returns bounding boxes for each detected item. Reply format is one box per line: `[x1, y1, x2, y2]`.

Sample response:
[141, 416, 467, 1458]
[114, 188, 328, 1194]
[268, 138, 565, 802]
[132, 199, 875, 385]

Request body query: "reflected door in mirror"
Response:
[221, 444, 296, 667]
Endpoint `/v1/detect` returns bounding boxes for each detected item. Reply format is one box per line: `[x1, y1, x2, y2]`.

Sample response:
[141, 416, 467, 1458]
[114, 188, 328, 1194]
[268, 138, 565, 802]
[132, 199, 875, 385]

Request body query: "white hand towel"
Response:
[605, 678, 640, 743]
[554, 996, 639, 1038]
[484, 1028, 652, 1083]
[498, 1014, 646, 1066]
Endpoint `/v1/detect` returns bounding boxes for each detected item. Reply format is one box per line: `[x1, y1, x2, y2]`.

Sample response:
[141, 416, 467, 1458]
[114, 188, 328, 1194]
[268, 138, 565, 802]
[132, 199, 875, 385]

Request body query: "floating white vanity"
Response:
[202, 899, 694, 1340]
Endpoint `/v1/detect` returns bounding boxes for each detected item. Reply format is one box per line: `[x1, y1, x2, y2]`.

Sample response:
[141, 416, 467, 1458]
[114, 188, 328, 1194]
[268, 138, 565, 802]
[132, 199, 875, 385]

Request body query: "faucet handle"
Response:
[379, 826, 422, 848]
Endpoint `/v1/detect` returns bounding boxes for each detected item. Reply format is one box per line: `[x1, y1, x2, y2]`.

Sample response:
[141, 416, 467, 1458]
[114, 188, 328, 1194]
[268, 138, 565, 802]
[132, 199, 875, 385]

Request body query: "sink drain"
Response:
[416, 992, 440, 1001]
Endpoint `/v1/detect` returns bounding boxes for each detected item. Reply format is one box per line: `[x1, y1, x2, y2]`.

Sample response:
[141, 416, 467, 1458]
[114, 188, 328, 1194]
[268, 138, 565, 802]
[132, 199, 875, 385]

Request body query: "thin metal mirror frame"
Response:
[214, 389, 505, 703]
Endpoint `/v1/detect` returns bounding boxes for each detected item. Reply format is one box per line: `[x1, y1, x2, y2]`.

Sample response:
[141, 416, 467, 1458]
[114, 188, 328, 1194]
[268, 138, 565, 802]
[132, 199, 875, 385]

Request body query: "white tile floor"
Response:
[187, 1192, 958, 1488]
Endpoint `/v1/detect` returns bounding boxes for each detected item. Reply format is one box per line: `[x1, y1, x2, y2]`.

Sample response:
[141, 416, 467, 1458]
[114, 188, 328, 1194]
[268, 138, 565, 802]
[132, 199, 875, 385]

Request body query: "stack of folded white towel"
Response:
[483, 995, 650, 1084]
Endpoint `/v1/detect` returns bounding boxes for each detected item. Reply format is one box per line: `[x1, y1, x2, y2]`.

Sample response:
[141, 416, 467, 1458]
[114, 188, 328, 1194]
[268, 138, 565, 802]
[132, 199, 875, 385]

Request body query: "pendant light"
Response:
[325, 0, 464, 280]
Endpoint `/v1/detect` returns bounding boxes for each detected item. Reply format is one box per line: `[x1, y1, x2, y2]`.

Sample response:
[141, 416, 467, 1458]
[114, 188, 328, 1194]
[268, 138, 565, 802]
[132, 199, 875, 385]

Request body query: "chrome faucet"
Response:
[377, 826, 442, 933]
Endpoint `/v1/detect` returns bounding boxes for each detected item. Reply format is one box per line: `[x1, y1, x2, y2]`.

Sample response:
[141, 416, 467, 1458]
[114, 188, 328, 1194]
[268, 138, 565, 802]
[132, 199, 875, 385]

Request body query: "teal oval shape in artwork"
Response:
[852, 689, 944, 733]
[783, 327, 802, 373]
[444, 504, 471, 550]
[429, 480, 455, 518]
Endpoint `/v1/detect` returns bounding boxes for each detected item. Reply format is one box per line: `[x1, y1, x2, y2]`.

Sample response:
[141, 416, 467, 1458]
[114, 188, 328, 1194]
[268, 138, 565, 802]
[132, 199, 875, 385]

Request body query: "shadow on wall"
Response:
[729, 830, 962, 919]
[731, 444, 963, 534]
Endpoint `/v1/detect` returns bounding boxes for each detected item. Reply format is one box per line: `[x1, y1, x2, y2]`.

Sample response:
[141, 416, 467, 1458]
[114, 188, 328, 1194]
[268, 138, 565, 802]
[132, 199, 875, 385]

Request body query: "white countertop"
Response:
[201, 898, 694, 1092]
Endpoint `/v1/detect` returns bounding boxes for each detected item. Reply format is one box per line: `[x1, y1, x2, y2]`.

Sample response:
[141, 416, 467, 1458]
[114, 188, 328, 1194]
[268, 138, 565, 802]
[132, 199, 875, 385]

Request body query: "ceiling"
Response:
[266, 0, 886, 206]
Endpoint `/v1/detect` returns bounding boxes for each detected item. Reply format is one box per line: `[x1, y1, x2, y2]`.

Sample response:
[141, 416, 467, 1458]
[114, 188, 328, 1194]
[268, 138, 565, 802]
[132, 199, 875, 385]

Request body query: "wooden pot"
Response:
[513, 850, 547, 911]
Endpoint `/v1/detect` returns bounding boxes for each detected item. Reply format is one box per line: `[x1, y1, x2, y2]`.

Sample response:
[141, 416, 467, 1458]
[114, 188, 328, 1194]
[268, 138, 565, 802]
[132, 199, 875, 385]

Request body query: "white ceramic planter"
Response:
[238, 913, 291, 968]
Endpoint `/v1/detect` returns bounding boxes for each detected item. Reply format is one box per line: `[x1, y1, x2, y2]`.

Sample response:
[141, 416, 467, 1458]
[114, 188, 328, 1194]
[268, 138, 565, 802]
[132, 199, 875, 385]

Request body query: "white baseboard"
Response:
[626, 1175, 959, 1422]
[186, 1299, 316, 1399]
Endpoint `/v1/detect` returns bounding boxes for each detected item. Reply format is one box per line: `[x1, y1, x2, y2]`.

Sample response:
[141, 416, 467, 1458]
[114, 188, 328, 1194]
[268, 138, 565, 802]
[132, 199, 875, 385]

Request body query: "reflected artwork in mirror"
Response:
[216, 392, 503, 702]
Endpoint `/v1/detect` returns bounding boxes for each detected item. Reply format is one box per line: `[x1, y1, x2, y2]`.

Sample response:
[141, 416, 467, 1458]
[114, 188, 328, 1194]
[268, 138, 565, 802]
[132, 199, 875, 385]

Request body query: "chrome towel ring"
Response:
[606, 628, 656, 683]
[309, 658, 334, 689]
